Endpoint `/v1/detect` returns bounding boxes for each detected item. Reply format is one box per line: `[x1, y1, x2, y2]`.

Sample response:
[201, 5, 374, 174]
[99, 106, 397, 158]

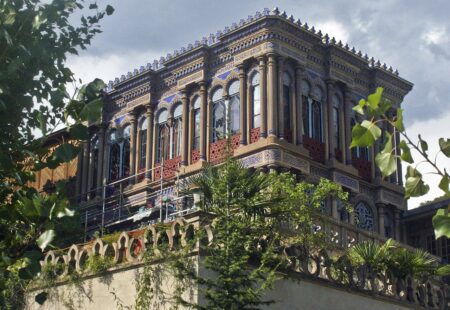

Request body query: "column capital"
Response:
[129, 111, 137, 122]
[198, 80, 207, 90]
[257, 55, 266, 63]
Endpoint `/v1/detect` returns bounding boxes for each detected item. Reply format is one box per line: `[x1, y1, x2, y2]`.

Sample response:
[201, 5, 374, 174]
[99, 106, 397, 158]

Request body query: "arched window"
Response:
[212, 87, 225, 142]
[139, 118, 147, 170]
[251, 72, 261, 128]
[172, 104, 182, 158]
[355, 202, 374, 231]
[122, 125, 131, 177]
[90, 136, 99, 191]
[108, 130, 120, 181]
[283, 72, 292, 142]
[332, 94, 341, 150]
[337, 199, 350, 223]
[192, 97, 201, 150]
[156, 110, 169, 163]
[228, 80, 240, 135]
[302, 82, 323, 142]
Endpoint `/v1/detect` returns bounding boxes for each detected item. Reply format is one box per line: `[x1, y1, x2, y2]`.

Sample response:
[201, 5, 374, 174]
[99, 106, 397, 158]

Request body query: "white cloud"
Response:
[404, 111, 450, 209]
[316, 20, 349, 43]
[422, 26, 447, 45]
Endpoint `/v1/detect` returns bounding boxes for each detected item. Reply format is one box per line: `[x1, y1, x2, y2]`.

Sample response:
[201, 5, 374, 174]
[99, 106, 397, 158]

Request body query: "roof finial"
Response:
[271, 7, 280, 15]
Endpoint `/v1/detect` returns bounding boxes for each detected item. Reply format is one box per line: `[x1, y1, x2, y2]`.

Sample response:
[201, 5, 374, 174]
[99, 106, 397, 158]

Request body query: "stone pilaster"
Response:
[238, 64, 247, 145]
[267, 53, 277, 137]
[81, 140, 90, 201]
[199, 82, 207, 161]
[344, 85, 353, 164]
[394, 210, 401, 241]
[181, 91, 189, 166]
[295, 65, 304, 144]
[96, 125, 105, 195]
[145, 104, 154, 180]
[377, 204, 385, 237]
[277, 57, 285, 139]
[327, 80, 335, 159]
[258, 56, 267, 138]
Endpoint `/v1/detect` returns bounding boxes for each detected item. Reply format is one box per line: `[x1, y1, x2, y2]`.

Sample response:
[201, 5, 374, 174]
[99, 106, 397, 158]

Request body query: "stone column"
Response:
[188, 101, 194, 164]
[81, 140, 90, 201]
[181, 91, 189, 166]
[323, 85, 330, 161]
[331, 199, 339, 220]
[394, 209, 401, 241]
[377, 204, 385, 237]
[340, 98, 347, 163]
[258, 56, 267, 138]
[296, 65, 304, 144]
[96, 125, 105, 196]
[327, 80, 335, 159]
[344, 86, 353, 164]
[145, 104, 154, 180]
[277, 57, 285, 139]
[87, 138, 94, 198]
[267, 53, 277, 137]
[199, 82, 207, 161]
[129, 112, 137, 184]
[238, 64, 247, 145]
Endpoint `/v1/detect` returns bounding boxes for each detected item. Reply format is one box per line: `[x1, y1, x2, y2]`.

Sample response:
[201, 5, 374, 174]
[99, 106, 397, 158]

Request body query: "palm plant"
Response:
[388, 247, 438, 279]
[347, 239, 396, 273]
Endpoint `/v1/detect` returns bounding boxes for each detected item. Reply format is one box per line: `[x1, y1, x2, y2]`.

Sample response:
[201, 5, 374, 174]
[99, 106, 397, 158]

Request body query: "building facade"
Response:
[75, 8, 413, 241]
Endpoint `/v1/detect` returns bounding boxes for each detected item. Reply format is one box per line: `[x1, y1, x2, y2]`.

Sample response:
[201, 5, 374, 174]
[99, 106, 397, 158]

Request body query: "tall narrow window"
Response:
[139, 118, 147, 170]
[156, 110, 169, 163]
[109, 130, 120, 181]
[212, 88, 225, 142]
[228, 80, 240, 135]
[351, 114, 369, 160]
[251, 72, 261, 128]
[355, 202, 374, 232]
[332, 95, 341, 150]
[90, 136, 99, 191]
[122, 125, 131, 177]
[172, 104, 182, 158]
[301, 80, 311, 138]
[193, 97, 201, 150]
[283, 72, 292, 141]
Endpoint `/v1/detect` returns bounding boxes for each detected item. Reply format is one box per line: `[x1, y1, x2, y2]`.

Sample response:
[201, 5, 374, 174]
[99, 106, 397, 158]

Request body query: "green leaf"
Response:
[350, 123, 376, 148]
[3, 29, 12, 45]
[4, 12, 16, 25]
[439, 138, 450, 157]
[361, 120, 381, 141]
[69, 123, 89, 140]
[375, 132, 397, 177]
[53, 144, 79, 163]
[367, 87, 383, 111]
[404, 166, 430, 199]
[35, 292, 48, 305]
[37, 111, 47, 136]
[394, 108, 405, 132]
[399, 140, 413, 163]
[439, 174, 450, 194]
[80, 99, 103, 122]
[353, 99, 366, 115]
[105, 5, 115, 15]
[433, 208, 450, 239]
[37, 230, 55, 251]
[418, 134, 428, 155]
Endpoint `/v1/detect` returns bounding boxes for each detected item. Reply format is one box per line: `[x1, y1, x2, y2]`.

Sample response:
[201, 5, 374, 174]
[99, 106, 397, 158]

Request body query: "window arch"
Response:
[337, 199, 351, 223]
[211, 82, 241, 143]
[192, 97, 201, 150]
[172, 104, 183, 158]
[282, 72, 292, 142]
[302, 82, 323, 142]
[251, 72, 261, 129]
[90, 136, 99, 191]
[156, 109, 169, 163]
[355, 201, 374, 231]
[108, 129, 120, 181]
[121, 125, 131, 178]
[139, 118, 147, 170]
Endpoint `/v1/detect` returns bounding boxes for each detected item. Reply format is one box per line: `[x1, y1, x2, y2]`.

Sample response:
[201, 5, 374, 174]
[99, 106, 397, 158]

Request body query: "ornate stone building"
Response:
[75, 7, 413, 242]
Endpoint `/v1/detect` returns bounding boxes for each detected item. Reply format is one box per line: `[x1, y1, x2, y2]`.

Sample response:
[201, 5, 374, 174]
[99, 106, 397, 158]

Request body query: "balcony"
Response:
[303, 136, 325, 163]
[352, 156, 372, 182]
[191, 149, 200, 164]
[154, 156, 182, 180]
[250, 127, 260, 144]
[209, 134, 240, 164]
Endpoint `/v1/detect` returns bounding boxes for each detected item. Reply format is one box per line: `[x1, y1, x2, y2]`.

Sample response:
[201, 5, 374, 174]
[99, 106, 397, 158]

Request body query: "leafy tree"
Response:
[349, 87, 450, 239]
[141, 155, 349, 310]
[0, 0, 113, 307]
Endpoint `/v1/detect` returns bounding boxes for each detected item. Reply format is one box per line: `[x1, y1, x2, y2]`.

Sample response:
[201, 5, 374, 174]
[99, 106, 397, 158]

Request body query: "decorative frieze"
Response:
[240, 149, 310, 174]
[333, 171, 359, 192]
[127, 93, 150, 109]
[378, 189, 404, 207]
[177, 70, 204, 88]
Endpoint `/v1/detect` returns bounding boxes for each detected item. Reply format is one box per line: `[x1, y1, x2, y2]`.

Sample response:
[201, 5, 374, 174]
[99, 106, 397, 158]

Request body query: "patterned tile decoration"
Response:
[209, 135, 241, 164]
[333, 171, 359, 192]
[240, 149, 309, 174]
[380, 189, 404, 207]
[114, 115, 125, 126]
[241, 152, 264, 168]
[154, 156, 182, 180]
[250, 127, 260, 144]
[217, 70, 232, 80]
[351, 156, 372, 182]
[282, 152, 310, 173]
[191, 149, 200, 164]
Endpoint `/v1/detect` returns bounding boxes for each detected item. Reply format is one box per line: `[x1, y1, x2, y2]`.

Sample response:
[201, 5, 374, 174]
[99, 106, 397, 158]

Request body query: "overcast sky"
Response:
[68, 0, 450, 208]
